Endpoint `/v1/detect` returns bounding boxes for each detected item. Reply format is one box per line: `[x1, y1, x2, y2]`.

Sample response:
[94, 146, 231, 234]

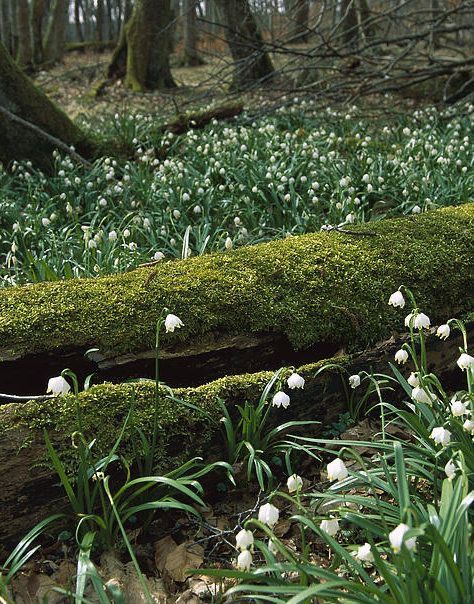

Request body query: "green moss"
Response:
[0, 205, 473, 360]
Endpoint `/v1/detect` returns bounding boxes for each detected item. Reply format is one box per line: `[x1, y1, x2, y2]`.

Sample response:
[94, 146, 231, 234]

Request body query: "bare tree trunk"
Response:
[31, 0, 47, 63]
[9, 0, 18, 57]
[43, 0, 69, 64]
[215, 0, 274, 90]
[96, 0, 105, 42]
[107, 0, 177, 91]
[16, 0, 33, 69]
[0, 0, 13, 53]
[358, 0, 375, 41]
[181, 0, 204, 66]
[340, 0, 359, 49]
[288, 0, 309, 42]
[74, 0, 84, 43]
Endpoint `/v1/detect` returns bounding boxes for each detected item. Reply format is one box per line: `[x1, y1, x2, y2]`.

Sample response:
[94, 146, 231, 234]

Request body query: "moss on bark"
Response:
[0, 204, 473, 362]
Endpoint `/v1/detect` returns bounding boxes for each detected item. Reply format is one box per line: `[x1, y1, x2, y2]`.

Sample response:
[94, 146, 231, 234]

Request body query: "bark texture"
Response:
[215, 0, 274, 89]
[107, 0, 176, 91]
[43, 0, 68, 64]
[288, 0, 310, 41]
[16, 0, 33, 69]
[181, 0, 203, 66]
[0, 41, 94, 170]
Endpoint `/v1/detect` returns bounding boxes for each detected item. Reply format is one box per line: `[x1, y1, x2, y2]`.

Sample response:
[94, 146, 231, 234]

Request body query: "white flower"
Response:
[123, 228, 130, 238]
[451, 398, 467, 417]
[389, 523, 417, 552]
[349, 374, 361, 389]
[388, 290, 405, 309]
[395, 349, 409, 364]
[444, 460, 456, 480]
[405, 312, 415, 327]
[412, 205, 421, 214]
[236, 549, 252, 571]
[457, 353, 474, 371]
[414, 313, 430, 330]
[272, 391, 290, 409]
[235, 529, 254, 551]
[108, 230, 117, 241]
[287, 474, 303, 493]
[355, 543, 374, 562]
[225, 237, 233, 250]
[411, 387, 434, 405]
[42, 217, 50, 227]
[320, 518, 339, 536]
[47, 376, 71, 396]
[430, 427, 451, 447]
[463, 419, 474, 434]
[153, 251, 164, 261]
[173, 209, 181, 219]
[287, 373, 305, 389]
[268, 539, 279, 555]
[327, 458, 348, 482]
[407, 372, 419, 387]
[164, 313, 184, 333]
[258, 503, 279, 528]
[436, 324, 450, 340]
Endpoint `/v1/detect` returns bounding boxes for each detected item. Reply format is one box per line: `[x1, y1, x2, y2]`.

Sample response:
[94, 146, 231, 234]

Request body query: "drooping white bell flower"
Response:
[394, 349, 409, 364]
[348, 374, 361, 389]
[164, 313, 184, 333]
[404, 312, 415, 328]
[388, 290, 405, 309]
[236, 549, 252, 571]
[411, 387, 434, 405]
[436, 324, 450, 340]
[457, 353, 474, 371]
[320, 518, 339, 536]
[327, 458, 348, 482]
[258, 503, 279, 528]
[47, 376, 71, 397]
[287, 372, 305, 389]
[268, 539, 279, 555]
[272, 391, 290, 409]
[444, 460, 456, 480]
[389, 523, 417, 553]
[235, 529, 254, 551]
[225, 237, 233, 250]
[355, 542, 374, 562]
[287, 474, 303, 493]
[430, 426, 451, 447]
[463, 419, 474, 434]
[451, 398, 467, 417]
[407, 372, 419, 387]
[414, 313, 430, 330]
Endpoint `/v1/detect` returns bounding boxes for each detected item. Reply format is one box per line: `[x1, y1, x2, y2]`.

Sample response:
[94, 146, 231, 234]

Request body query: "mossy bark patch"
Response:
[0, 205, 473, 362]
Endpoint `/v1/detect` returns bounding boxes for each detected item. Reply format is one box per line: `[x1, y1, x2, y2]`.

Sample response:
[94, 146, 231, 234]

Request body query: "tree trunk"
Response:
[288, 0, 309, 42]
[9, 0, 18, 57]
[43, 0, 69, 64]
[107, 0, 177, 91]
[358, 0, 375, 41]
[16, 0, 33, 69]
[0, 41, 94, 170]
[31, 0, 47, 64]
[181, 0, 204, 66]
[340, 0, 359, 49]
[96, 0, 105, 42]
[215, 0, 274, 90]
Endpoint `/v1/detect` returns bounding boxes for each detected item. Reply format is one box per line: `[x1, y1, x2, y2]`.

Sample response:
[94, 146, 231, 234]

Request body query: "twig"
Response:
[0, 393, 55, 402]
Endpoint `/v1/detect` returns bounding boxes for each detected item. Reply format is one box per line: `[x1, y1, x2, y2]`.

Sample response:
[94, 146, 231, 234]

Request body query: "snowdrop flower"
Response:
[444, 460, 456, 480]
[268, 539, 279, 555]
[47, 376, 71, 396]
[388, 289, 405, 309]
[407, 372, 419, 387]
[153, 251, 164, 261]
[462, 418, 474, 434]
[272, 391, 290, 409]
[412, 205, 421, 214]
[405, 312, 415, 327]
[457, 353, 474, 371]
[287, 372, 305, 389]
[235, 529, 254, 551]
[355, 543, 374, 562]
[327, 458, 348, 482]
[287, 474, 303, 493]
[436, 324, 450, 340]
[108, 230, 117, 241]
[349, 374, 361, 389]
[193, 205, 201, 214]
[123, 228, 130, 238]
[414, 313, 430, 330]
[225, 237, 233, 250]
[258, 503, 279, 528]
[451, 398, 467, 416]
[395, 349, 409, 364]
[320, 518, 339, 536]
[164, 314, 184, 333]
[42, 217, 50, 227]
[389, 523, 416, 553]
[430, 427, 451, 447]
[236, 549, 252, 571]
[173, 209, 181, 220]
[411, 387, 434, 405]
[182, 192, 190, 202]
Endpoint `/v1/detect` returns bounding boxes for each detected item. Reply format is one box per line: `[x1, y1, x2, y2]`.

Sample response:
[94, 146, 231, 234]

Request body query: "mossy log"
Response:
[0, 322, 470, 548]
[0, 205, 473, 395]
[0, 41, 95, 170]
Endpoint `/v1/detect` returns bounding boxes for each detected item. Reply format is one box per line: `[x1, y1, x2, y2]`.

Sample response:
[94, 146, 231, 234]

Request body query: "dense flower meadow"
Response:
[0, 99, 472, 286]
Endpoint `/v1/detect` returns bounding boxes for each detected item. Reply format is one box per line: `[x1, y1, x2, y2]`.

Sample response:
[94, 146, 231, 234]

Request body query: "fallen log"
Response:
[0, 205, 472, 395]
[0, 322, 471, 549]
